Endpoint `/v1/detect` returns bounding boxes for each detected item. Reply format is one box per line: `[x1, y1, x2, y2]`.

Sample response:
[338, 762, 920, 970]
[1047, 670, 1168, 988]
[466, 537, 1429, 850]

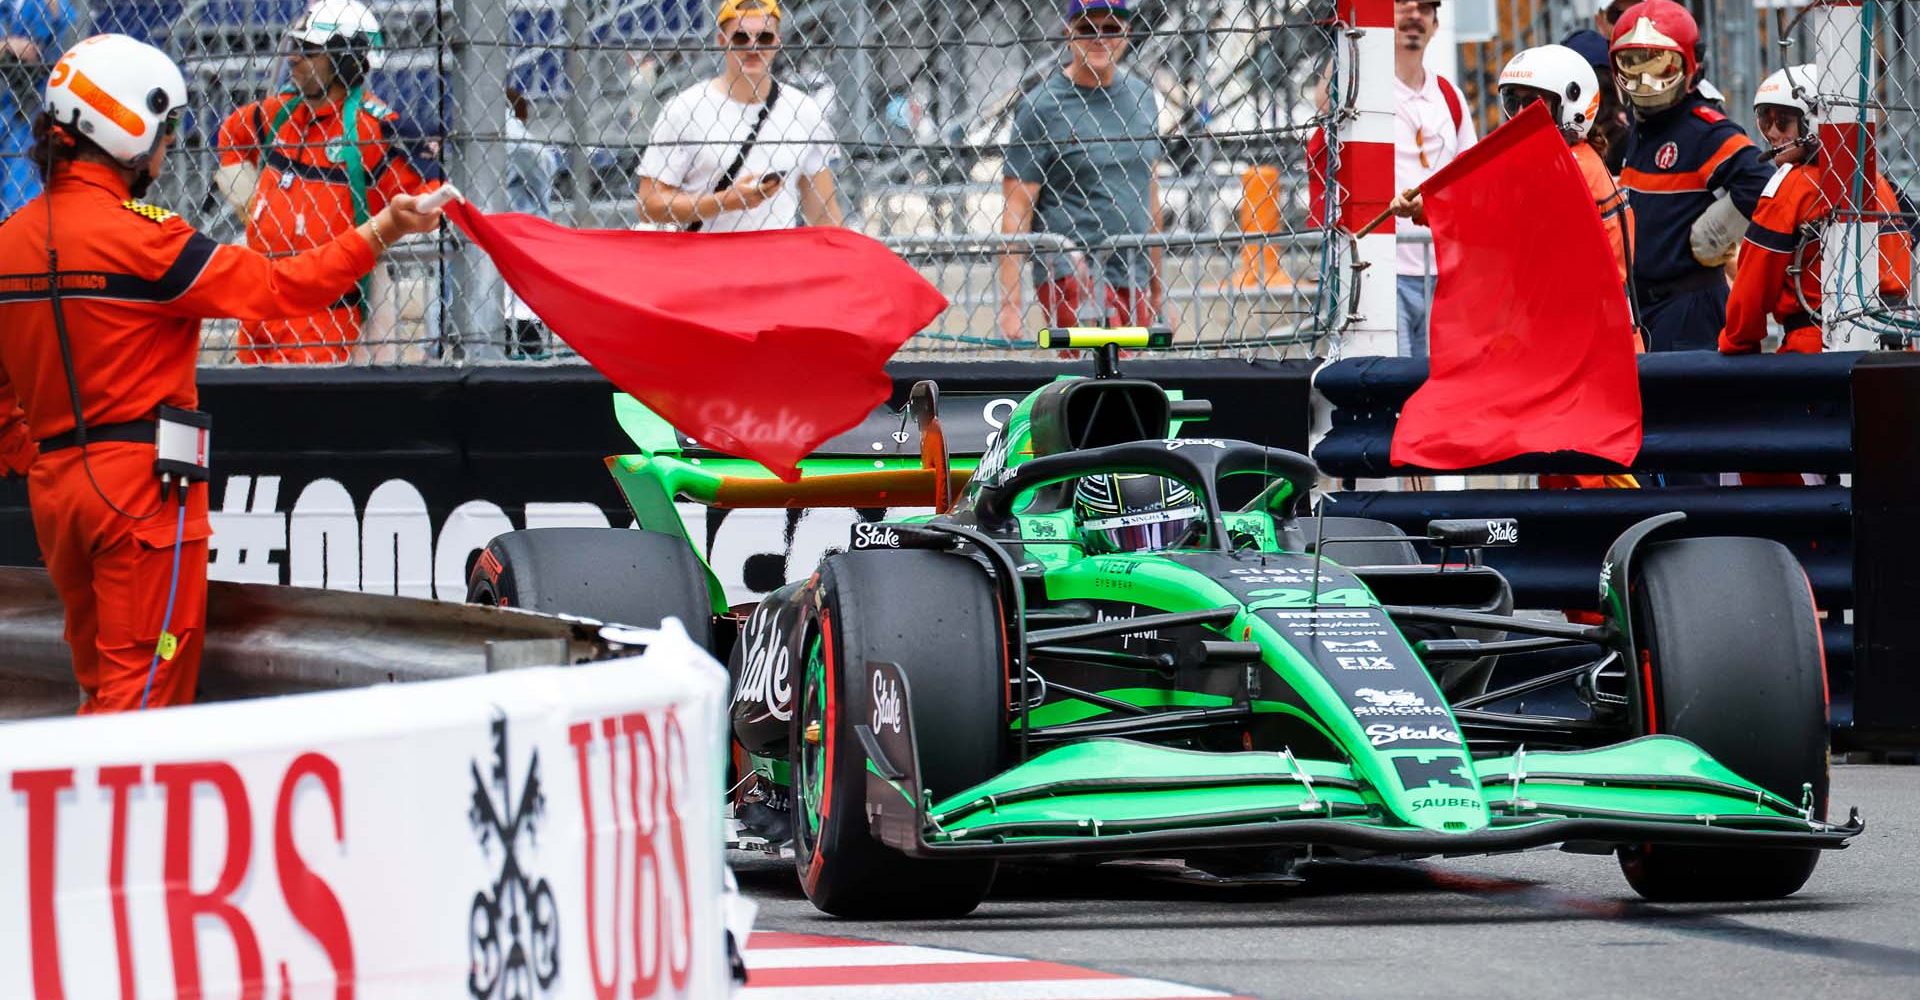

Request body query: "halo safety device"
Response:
[1073, 473, 1205, 554]
[1609, 0, 1699, 112]
[42, 34, 187, 170]
[1497, 44, 1602, 140]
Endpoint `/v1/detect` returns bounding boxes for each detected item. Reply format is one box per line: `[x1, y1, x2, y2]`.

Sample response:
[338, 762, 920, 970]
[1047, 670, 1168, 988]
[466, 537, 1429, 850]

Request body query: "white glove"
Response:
[212, 162, 260, 220]
[1690, 190, 1747, 267]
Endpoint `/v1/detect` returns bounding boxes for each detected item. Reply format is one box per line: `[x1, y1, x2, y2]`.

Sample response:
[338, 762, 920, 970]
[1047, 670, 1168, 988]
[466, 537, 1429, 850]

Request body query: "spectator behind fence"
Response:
[998, 0, 1163, 341]
[215, 0, 442, 364]
[1719, 65, 1913, 357]
[1610, 0, 1771, 354]
[1391, 0, 1475, 359]
[504, 87, 562, 358]
[635, 0, 842, 232]
[0, 1, 73, 215]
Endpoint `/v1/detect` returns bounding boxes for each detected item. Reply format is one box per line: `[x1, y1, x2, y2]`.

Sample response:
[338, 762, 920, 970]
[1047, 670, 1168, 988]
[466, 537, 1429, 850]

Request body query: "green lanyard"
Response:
[264, 85, 372, 315]
[265, 84, 371, 222]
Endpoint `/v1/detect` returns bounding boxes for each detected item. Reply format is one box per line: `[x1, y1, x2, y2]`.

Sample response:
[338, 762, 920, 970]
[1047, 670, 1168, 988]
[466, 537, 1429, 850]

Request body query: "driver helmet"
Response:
[1073, 473, 1205, 554]
[1608, 0, 1699, 113]
[1497, 44, 1601, 141]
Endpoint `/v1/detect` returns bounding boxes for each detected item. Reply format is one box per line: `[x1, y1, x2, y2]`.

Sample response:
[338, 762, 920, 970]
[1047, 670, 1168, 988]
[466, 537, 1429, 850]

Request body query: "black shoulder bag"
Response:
[686, 79, 782, 233]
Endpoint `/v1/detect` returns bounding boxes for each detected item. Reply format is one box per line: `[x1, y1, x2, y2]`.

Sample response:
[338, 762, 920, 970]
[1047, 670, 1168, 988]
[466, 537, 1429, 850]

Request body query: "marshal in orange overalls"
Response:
[0, 161, 378, 711]
[216, 90, 437, 363]
[1719, 162, 1913, 355]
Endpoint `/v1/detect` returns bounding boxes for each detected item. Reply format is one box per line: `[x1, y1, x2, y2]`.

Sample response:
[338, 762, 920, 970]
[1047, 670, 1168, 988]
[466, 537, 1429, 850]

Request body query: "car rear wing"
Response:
[606, 387, 1023, 511]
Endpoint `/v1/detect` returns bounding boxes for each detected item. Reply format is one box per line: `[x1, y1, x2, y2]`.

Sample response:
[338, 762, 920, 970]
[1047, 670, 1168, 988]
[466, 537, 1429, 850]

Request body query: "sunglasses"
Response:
[1070, 20, 1131, 38]
[1498, 87, 1557, 122]
[727, 30, 779, 47]
[1756, 106, 1804, 133]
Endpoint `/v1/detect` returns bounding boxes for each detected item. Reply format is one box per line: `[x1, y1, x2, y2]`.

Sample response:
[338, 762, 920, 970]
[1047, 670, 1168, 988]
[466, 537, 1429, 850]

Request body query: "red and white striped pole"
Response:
[1333, 0, 1398, 358]
[1813, 0, 1879, 350]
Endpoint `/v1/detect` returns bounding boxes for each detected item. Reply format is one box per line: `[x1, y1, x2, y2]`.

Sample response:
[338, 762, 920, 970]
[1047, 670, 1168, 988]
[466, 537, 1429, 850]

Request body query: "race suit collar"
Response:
[53, 161, 134, 200]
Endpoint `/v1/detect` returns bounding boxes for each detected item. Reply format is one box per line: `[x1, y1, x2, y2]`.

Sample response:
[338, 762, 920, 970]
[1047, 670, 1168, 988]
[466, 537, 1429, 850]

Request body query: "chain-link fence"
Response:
[1810, 0, 1920, 342]
[51, 0, 1352, 365]
[1446, 0, 1916, 341]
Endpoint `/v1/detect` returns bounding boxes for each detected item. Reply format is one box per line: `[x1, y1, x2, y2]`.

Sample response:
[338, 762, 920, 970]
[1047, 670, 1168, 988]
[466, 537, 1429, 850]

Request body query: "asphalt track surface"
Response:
[738, 765, 1920, 1000]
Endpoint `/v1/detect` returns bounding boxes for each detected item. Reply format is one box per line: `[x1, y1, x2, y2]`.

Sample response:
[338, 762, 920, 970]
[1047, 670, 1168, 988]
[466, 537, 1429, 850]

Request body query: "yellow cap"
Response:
[716, 0, 782, 25]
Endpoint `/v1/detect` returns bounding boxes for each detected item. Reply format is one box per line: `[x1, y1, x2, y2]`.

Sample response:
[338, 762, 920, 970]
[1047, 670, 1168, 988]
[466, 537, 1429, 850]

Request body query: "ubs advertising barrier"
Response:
[0, 623, 732, 999]
[0, 361, 1312, 606]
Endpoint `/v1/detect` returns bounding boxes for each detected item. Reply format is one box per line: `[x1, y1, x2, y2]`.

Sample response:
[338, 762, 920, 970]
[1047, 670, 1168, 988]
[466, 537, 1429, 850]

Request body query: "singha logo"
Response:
[469, 715, 560, 999]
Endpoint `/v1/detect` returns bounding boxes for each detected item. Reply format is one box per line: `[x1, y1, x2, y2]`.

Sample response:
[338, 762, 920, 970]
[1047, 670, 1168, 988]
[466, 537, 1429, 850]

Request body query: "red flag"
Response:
[445, 205, 947, 480]
[1390, 102, 1642, 470]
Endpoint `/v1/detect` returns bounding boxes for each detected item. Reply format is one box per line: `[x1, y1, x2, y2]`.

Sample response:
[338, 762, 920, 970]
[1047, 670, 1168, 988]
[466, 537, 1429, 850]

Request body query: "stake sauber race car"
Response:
[469, 329, 1861, 917]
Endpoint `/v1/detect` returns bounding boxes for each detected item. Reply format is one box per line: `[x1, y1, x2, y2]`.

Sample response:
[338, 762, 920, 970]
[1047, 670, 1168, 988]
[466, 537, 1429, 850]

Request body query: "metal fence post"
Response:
[1337, 0, 1399, 359]
[448, 0, 511, 360]
[1813, 0, 1877, 350]
[562, 0, 593, 229]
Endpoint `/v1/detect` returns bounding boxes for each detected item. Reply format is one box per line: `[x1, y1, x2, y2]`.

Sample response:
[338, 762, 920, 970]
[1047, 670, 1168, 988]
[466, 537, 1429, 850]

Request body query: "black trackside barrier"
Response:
[1314, 352, 1860, 475]
[1313, 351, 1920, 750]
[0, 357, 1314, 592]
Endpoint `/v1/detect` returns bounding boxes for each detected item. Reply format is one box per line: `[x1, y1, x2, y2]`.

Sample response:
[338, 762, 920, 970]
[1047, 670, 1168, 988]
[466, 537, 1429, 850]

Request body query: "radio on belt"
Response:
[154, 405, 211, 482]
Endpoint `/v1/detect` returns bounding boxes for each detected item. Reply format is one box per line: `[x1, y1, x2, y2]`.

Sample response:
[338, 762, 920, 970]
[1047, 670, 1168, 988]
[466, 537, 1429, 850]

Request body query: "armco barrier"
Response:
[1313, 352, 1920, 750]
[0, 621, 731, 999]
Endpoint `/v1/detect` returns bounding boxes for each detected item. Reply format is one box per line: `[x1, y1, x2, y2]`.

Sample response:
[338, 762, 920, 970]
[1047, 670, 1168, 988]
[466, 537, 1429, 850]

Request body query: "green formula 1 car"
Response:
[469, 330, 1861, 917]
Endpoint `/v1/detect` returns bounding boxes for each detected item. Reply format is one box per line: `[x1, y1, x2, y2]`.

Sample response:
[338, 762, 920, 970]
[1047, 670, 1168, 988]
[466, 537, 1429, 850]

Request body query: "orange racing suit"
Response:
[1720, 162, 1913, 355]
[0, 161, 378, 712]
[217, 88, 438, 363]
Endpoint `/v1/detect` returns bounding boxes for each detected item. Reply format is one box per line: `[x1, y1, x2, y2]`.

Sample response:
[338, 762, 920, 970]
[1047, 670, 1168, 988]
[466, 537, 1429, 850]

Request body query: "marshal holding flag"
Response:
[438, 193, 947, 481]
[1386, 102, 1643, 471]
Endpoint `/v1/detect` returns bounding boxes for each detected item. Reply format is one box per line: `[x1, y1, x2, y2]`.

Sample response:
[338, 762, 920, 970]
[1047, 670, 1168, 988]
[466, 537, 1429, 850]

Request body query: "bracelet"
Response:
[365, 221, 390, 255]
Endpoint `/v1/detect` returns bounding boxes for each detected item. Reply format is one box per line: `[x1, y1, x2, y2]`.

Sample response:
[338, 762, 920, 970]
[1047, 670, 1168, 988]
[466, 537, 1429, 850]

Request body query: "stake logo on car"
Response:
[871, 671, 904, 734]
[851, 523, 902, 549]
[733, 604, 793, 721]
[1366, 723, 1461, 746]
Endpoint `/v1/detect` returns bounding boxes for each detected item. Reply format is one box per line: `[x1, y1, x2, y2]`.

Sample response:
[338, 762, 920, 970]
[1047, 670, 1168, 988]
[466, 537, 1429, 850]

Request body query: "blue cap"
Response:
[1066, 0, 1134, 20]
[1561, 29, 1611, 72]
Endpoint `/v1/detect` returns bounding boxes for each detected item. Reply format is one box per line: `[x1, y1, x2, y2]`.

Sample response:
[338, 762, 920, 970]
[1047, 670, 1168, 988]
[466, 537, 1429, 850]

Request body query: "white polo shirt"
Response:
[1394, 69, 1477, 276]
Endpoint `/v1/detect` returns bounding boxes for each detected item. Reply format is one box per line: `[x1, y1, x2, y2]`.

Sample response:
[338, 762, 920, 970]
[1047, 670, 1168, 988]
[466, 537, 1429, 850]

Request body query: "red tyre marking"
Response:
[1639, 647, 1659, 733]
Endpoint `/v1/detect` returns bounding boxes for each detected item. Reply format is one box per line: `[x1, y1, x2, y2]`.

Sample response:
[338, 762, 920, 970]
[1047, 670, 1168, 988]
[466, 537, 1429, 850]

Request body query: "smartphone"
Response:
[759, 171, 786, 188]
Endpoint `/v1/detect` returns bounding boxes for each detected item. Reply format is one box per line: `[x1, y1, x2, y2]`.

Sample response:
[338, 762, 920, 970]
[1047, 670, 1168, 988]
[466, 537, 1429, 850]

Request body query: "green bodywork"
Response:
[607, 373, 1839, 856]
[916, 736, 1815, 844]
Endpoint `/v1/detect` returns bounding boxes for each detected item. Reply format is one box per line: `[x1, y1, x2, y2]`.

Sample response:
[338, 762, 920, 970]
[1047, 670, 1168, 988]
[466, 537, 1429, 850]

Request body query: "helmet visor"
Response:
[1080, 505, 1205, 553]
[1613, 48, 1684, 100]
[1755, 104, 1804, 136]
[1498, 86, 1559, 123]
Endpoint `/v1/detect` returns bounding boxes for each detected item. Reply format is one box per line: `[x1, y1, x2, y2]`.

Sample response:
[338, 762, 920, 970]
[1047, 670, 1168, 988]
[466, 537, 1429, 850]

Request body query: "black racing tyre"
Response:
[792, 549, 1005, 918]
[1307, 516, 1421, 567]
[1618, 537, 1828, 902]
[467, 528, 714, 650]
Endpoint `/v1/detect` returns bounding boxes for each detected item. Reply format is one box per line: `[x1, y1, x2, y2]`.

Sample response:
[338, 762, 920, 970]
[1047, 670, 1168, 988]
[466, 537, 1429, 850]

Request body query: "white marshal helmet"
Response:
[287, 0, 386, 77]
[1496, 44, 1601, 140]
[42, 34, 187, 169]
[1754, 64, 1820, 124]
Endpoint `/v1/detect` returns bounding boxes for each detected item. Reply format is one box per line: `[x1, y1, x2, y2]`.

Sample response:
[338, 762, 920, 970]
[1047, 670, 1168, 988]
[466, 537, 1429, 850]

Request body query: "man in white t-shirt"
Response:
[1392, 0, 1475, 358]
[635, 0, 842, 231]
